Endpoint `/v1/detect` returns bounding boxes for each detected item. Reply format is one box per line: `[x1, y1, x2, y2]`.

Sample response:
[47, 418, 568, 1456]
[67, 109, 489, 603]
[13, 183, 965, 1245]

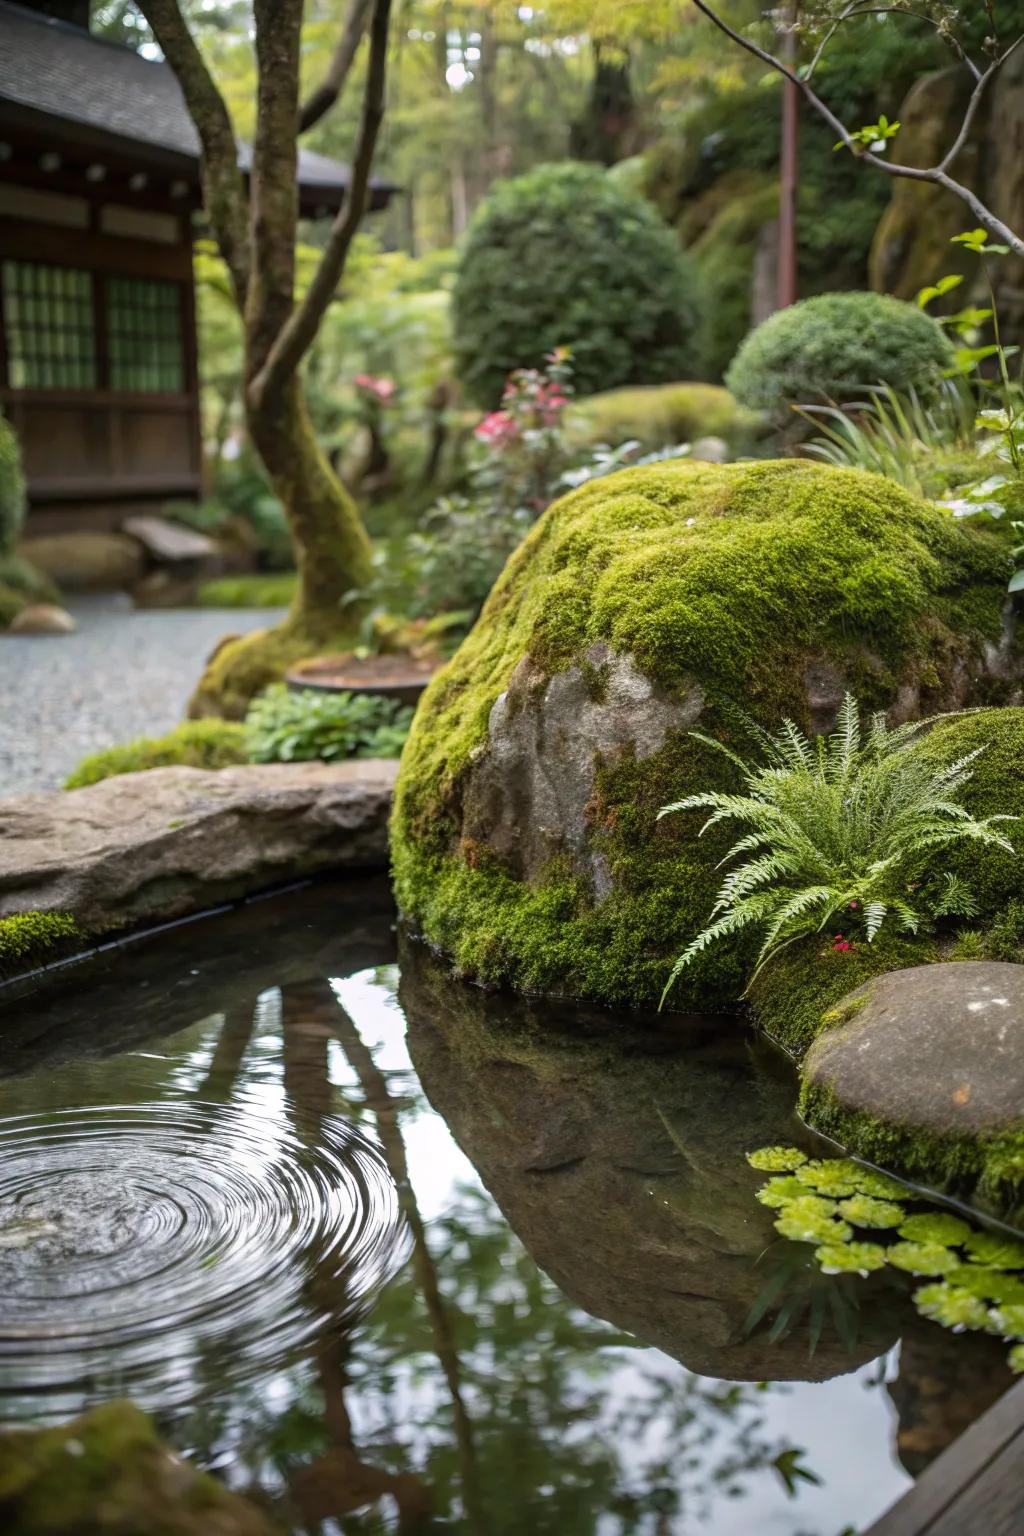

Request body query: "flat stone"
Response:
[0, 760, 397, 933]
[801, 962, 1024, 1206]
[122, 514, 217, 563]
[6, 603, 76, 635]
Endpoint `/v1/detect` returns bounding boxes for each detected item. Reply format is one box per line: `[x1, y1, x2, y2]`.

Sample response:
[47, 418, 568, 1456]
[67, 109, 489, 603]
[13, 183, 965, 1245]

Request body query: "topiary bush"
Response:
[452, 163, 703, 408]
[564, 382, 763, 457]
[391, 458, 1010, 1011]
[0, 415, 26, 556]
[65, 720, 248, 788]
[725, 292, 956, 416]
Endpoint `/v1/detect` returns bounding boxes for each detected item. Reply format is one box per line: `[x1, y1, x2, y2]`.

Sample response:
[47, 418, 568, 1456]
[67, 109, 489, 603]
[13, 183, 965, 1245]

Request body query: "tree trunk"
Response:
[248, 375, 373, 629]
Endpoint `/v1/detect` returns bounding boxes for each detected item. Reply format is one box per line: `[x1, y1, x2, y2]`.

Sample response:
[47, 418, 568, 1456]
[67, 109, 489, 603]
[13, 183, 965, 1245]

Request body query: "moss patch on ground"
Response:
[65, 720, 248, 789]
[0, 912, 79, 979]
[392, 458, 1010, 1009]
[196, 574, 298, 609]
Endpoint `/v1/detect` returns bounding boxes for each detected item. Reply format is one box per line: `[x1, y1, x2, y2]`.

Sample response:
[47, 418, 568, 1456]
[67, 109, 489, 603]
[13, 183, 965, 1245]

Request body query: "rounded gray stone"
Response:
[804, 961, 1024, 1139]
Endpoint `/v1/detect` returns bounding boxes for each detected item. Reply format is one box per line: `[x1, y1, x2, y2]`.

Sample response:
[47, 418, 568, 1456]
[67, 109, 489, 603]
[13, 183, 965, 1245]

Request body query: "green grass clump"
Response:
[0, 911, 79, 977]
[64, 721, 248, 788]
[195, 574, 298, 609]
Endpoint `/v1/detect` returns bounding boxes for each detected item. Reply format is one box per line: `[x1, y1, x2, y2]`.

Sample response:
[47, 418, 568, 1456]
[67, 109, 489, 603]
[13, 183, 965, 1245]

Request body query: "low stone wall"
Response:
[0, 760, 397, 935]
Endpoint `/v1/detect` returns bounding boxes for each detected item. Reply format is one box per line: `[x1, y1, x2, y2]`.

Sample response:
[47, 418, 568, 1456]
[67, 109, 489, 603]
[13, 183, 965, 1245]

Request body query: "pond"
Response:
[0, 877, 1014, 1534]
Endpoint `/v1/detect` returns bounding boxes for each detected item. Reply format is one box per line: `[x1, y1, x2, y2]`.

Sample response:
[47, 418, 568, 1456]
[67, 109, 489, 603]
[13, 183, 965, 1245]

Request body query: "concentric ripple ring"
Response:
[0, 1103, 408, 1419]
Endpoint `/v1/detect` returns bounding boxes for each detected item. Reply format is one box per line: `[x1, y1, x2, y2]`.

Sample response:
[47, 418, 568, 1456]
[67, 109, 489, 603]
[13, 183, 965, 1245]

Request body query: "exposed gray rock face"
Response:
[0, 760, 397, 932]
[400, 938, 898, 1382]
[801, 962, 1024, 1208]
[461, 643, 703, 892]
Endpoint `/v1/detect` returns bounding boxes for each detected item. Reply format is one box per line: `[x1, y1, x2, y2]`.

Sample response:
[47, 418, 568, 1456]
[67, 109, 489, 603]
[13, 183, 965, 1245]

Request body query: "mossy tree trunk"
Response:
[138, 0, 391, 718]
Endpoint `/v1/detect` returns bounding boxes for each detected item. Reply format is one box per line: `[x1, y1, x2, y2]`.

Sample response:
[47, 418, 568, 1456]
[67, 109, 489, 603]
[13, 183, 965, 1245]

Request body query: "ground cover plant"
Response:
[659, 695, 1017, 1000]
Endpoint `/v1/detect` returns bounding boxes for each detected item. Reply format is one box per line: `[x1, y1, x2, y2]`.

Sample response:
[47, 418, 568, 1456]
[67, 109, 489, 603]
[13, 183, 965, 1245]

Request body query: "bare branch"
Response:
[687, 0, 1024, 259]
[137, 0, 250, 303]
[249, 0, 394, 410]
[939, 34, 1024, 170]
[299, 0, 375, 133]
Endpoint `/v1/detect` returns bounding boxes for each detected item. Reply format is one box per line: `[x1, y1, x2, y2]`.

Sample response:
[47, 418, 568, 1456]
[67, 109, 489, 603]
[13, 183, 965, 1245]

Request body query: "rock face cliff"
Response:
[871, 55, 1024, 345]
[390, 459, 1014, 1009]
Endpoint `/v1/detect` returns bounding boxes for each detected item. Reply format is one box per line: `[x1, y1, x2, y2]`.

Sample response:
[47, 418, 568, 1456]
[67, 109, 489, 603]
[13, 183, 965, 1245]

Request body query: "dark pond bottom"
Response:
[0, 878, 1014, 1533]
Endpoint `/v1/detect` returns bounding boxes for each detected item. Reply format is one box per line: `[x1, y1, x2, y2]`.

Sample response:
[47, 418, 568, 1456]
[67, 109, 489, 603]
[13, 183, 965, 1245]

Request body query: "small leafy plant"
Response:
[246, 685, 414, 763]
[659, 695, 1016, 999]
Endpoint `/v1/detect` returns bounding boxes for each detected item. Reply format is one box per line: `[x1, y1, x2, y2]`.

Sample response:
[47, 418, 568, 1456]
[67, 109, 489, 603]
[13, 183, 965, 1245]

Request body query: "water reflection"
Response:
[0, 880, 1013, 1533]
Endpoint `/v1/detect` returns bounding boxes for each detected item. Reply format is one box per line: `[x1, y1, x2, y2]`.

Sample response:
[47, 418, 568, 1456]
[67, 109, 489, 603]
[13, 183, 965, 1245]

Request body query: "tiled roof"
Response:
[0, 1, 392, 199]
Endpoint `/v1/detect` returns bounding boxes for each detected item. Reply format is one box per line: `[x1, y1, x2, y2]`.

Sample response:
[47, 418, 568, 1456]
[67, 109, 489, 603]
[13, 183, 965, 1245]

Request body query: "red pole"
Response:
[778, 7, 799, 309]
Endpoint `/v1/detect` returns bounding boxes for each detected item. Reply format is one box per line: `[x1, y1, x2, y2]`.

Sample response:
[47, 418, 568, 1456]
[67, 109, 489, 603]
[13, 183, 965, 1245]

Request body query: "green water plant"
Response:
[747, 1147, 1024, 1372]
[660, 694, 1017, 999]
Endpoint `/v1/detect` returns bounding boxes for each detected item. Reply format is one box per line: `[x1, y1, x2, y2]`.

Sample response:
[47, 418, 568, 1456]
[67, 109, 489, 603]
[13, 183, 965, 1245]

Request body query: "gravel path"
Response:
[0, 595, 287, 795]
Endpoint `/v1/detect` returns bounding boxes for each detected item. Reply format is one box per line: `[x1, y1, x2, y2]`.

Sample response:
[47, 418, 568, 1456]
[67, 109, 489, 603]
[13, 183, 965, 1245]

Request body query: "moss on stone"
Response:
[0, 1399, 278, 1533]
[64, 720, 248, 788]
[187, 615, 362, 721]
[748, 932, 940, 1060]
[391, 458, 1010, 1009]
[0, 911, 79, 978]
[910, 707, 1024, 914]
[797, 1075, 1024, 1217]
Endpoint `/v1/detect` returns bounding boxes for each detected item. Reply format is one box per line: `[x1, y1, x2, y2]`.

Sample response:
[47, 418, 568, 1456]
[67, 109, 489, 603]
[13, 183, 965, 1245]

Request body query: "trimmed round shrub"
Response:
[0, 415, 26, 556]
[391, 459, 1009, 1011]
[725, 291, 956, 415]
[452, 163, 703, 407]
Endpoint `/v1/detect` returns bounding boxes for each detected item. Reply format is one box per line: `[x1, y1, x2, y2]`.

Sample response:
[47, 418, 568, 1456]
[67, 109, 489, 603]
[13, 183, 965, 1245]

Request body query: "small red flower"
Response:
[832, 934, 852, 952]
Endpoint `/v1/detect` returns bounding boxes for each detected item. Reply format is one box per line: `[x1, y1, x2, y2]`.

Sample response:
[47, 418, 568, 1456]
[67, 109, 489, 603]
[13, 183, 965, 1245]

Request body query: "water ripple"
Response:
[0, 1103, 408, 1419]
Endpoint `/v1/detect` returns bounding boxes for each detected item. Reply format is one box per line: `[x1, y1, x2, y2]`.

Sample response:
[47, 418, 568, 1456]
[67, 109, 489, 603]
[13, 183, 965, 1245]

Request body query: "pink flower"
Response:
[475, 410, 518, 445]
[848, 900, 859, 909]
[354, 373, 396, 403]
[831, 935, 852, 952]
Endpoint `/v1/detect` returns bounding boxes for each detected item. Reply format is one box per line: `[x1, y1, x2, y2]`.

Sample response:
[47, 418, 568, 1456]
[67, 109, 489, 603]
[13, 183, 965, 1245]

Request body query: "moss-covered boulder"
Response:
[391, 459, 1015, 1009]
[799, 962, 1024, 1216]
[0, 1400, 278, 1534]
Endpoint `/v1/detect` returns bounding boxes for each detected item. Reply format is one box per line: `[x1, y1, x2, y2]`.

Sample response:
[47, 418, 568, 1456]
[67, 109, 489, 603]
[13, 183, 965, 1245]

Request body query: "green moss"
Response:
[0, 554, 59, 605]
[564, 381, 763, 457]
[196, 573, 298, 609]
[0, 414, 26, 556]
[65, 720, 248, 788]
[910, 708, 1024, 914]
[0, 1399, 278, 1533]
[0, 912, 79, 978]
[798, 1074, 1024, 1216]
[0, 579, 25, 628]
[187, 615, 363, 721]
[392, 458, 1009, 1008]
[748, 931, 939, 1059]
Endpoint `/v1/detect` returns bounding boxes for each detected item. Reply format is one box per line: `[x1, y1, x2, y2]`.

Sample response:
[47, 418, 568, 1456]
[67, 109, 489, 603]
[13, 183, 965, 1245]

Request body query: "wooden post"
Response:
[777, 3, 799, 310]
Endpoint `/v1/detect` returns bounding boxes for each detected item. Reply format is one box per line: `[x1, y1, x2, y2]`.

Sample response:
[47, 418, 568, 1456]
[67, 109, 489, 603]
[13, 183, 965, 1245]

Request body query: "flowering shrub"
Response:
[473, 348, 575, 515]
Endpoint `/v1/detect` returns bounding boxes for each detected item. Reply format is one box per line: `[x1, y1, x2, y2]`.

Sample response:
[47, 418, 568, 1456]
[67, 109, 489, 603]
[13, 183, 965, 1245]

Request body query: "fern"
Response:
[660, 695, 1018, 1002]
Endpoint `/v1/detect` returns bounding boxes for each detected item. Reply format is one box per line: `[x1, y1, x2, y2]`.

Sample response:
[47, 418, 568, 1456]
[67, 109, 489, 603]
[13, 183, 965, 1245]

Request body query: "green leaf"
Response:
[916, 273, 964, 308]
[815, 1240, 887, 1274]
[914, 1282, 990, 1332]
[746, 1146, 808, 1173]
[888, 1241, 960, 1276]
[898, 1212, 972, 1247]
[756, 1175, 809, 1209]
[838, 1195, 906, 1229]
[795, 1159, 862, 1197]
[964, 1231, 1024, 1269]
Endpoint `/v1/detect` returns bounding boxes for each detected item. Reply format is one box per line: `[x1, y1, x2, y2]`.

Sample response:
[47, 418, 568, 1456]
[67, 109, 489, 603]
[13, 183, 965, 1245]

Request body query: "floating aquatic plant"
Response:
[886, 1241, 960, 1276]
[963, 1231, 1024, 1269]
[757, 1176, 809, 1209]
[748, 1149, 1024, 1376]
[747, 1146, 808, 1173]
[898, 1212, 973, 1247]
[838, 1195, 906, 1229]
[815, 1241, 887, 1275]
[990, 1303, 1024, 1340]
[795, 1160, 863, 1197]
[914, 1283, 990, 1333]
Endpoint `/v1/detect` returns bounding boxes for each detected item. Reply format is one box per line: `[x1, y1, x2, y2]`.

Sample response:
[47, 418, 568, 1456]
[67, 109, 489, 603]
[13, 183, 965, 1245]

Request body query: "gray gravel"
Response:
[0, 594, 287, 794]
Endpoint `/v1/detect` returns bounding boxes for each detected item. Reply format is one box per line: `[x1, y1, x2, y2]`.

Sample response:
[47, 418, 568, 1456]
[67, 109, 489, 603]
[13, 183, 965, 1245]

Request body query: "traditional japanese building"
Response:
[0, 0, 395, 532]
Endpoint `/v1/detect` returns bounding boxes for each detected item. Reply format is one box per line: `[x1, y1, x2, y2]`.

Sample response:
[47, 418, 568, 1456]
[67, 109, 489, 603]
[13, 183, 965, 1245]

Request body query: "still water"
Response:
[0, 877, 1013, 1533]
